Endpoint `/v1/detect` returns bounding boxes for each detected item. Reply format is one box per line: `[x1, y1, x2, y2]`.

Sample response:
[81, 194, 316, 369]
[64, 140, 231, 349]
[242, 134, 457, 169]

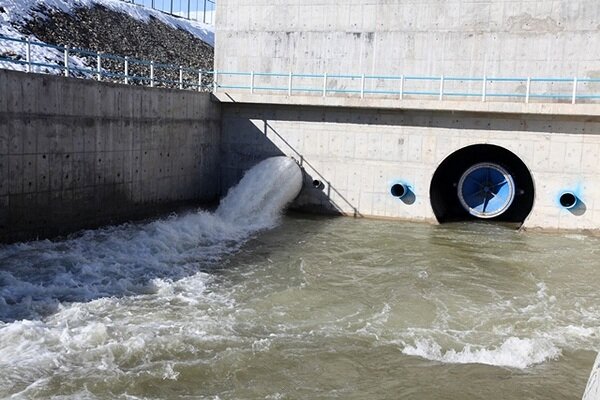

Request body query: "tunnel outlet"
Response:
[429, 144, 535, 225]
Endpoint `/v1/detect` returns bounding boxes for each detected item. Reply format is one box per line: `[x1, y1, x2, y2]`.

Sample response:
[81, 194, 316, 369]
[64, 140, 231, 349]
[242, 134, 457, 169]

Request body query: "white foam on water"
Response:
[0, 156, 302, 322]
[0, 156, 303, 397]
[392, 278, 596, 369]
[402, 336, 561, 369]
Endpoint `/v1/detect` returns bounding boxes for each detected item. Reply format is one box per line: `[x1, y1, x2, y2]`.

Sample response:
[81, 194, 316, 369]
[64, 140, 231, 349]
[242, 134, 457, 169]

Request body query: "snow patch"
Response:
[3, 0, 213, 45]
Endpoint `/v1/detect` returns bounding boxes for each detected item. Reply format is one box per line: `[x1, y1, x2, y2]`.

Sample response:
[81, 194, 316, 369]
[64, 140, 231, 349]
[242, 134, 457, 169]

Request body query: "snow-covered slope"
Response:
[0, 16, 91, 74]
[0, 0, 214, 75]
[1, 0, 213, 44]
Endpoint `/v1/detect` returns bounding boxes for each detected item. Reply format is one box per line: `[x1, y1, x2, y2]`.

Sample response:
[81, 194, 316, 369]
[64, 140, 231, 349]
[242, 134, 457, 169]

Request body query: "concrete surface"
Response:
[215, 0, 600, 100]
[220, 101, 600, 232]
[583, 352, 600, 400]
[215, 0, 600, 231]
[214, 92, 600, 117]
[0, 69, 221, 242]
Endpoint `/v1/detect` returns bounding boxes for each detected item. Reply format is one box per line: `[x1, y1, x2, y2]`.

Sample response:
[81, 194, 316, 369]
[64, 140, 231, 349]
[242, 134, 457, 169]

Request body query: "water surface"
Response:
[0, 158, 598, 399]
[1, 215, 598, 399]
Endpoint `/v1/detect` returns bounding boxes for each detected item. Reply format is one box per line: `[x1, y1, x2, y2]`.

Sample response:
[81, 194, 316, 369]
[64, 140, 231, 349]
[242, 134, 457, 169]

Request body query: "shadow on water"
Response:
[0, 208, 339, 323]
[0, 209, 222, 322]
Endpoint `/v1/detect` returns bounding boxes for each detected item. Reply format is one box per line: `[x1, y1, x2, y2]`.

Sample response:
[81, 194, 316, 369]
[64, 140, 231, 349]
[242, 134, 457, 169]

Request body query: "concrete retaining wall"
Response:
[220, 99, 600, 232]
[0, 69, 221, 242]
[215, 0, 600, 98]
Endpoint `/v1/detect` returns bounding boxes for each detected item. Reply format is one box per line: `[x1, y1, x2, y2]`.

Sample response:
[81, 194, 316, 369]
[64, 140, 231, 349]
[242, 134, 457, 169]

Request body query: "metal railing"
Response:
[3, 33, 600, 105]
[0, 34, 214, 91]
[120, 0, 215, 24]
[215, 71, 600, 104]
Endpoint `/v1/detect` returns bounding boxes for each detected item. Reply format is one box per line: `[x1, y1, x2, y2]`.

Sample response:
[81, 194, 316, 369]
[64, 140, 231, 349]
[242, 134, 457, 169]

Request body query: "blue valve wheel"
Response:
[457, 162, 515, 219]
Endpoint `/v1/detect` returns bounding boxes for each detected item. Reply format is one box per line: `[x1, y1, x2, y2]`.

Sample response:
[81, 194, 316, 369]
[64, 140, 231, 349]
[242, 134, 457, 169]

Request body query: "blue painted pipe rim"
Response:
[390, 183, 408, 198]
[559, 192, 578, 209]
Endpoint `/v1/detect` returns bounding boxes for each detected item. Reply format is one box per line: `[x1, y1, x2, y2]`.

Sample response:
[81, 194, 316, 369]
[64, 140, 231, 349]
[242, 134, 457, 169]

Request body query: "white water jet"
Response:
[217, 156, 303, 231]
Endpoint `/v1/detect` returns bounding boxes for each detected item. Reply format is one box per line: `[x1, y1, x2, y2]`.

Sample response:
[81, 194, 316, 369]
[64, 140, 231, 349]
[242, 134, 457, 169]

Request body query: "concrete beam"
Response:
[214, 92, 600, 118]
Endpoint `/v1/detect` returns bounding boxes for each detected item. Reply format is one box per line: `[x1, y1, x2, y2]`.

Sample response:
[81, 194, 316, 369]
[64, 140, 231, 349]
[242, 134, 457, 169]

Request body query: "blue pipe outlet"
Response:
[559, 191, 578, 209]
[391, 183, 408, 198]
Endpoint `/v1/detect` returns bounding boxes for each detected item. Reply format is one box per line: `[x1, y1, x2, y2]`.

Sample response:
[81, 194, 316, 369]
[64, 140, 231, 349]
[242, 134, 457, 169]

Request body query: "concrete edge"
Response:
[212, 92, 600, 117]
[583, 352, 600, 400]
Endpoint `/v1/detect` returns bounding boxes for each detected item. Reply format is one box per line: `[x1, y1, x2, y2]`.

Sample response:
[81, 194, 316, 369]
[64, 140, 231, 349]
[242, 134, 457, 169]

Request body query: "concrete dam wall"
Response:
[0, 69, 221, 242]
[216, 0, 600, 79]
[2, 0, 600, 241]
[214, 0, 600, 232]
[219, 98, 600, 232]
[1, 67, 599, 239]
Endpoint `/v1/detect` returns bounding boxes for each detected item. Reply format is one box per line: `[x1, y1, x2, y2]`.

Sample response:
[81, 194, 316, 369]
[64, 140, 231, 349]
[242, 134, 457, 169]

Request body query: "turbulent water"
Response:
[1, 156, 599, 399]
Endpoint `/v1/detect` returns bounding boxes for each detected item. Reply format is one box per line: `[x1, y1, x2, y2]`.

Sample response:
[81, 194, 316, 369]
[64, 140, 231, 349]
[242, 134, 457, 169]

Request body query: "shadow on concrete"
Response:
[266, 121, 363, 218]
[567, 200, 587, 216]
[223, 103, 567, 133]
[220, 101, 578, 227]
[220, 110, 363, 218]
[399, 188, 416, 205]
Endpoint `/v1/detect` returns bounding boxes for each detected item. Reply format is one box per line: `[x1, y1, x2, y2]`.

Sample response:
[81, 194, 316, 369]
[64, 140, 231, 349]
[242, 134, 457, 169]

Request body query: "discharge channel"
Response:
[0, 156, 599, 399]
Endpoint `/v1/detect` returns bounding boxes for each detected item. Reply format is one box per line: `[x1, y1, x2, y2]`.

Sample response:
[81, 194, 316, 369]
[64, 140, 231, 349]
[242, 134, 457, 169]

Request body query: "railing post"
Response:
[572, 77, 578, 104]
[198, 70, 203, 92]
[179, 65, 183, 89]
[64, 47, 69, 77]
[213, 69, 218, 92]
[482, 76, 487, 102]
[124, 56, 129, 84]
[439, 75, 444, 100]
[525, 77, 531, 103]
[170, 0, 173, 14]
[250, 71, 255, 94]
[96, 53, 101, 81]
[187, 0, 191, 19]
[150, 61, 154, 87]
[288, 71, 293, 96]
[322, 73, 327, 97]
[26, 38, 31, 73]
[400, 75, 404, 100]
[360, 74, 365, 99]
[203, 0, 207, 23]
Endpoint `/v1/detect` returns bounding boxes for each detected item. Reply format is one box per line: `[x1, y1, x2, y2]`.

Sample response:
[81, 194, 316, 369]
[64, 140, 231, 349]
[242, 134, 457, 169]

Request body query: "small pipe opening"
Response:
[312, 179, 322, 188]
[559, 192, 577, 209]
[391, 183, 407, 198]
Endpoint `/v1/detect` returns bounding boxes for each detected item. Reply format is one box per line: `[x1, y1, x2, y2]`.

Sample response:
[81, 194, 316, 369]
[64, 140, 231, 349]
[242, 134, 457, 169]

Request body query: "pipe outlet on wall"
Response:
[390, 181, 416, 205]
[559, 191, 578, 209]
[391, 183, 408, 198]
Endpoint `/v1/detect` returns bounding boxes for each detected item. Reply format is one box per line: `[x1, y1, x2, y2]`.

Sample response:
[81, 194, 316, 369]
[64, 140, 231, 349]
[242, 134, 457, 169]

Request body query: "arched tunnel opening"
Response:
[429, 144, 535, 225]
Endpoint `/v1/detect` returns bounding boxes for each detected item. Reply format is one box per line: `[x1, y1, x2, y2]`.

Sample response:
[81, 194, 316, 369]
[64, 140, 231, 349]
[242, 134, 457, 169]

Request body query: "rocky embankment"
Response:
[18, 4, 214, 88]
